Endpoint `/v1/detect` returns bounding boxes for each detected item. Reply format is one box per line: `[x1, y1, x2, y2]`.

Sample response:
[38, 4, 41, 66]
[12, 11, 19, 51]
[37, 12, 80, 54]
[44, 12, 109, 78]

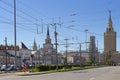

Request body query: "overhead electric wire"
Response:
[0, 0, 51, 35]
[1, 0, 39, 21]
[0, 16, 12, 21]
[63, 26, 104, 36]
[17, 0, 52, 20]
[0, 5, 36, 24]
[0, 0, 14, 8]
[1, 0, 119, 40]
[17, 25, 37, 34]
[0, 20, 37, 34]
[0, 7, 39, 34]
[0, 20, 13, 25]
[0, 6, 13, 14]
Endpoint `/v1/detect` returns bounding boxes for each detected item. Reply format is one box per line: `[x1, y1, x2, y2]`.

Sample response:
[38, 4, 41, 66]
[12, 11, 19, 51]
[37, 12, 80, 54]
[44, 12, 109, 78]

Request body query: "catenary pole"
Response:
[14, 0, 17, 68]
[79, 43, 82, 67]
[54, 24, 58, 70]
[64, 38, 69, 66]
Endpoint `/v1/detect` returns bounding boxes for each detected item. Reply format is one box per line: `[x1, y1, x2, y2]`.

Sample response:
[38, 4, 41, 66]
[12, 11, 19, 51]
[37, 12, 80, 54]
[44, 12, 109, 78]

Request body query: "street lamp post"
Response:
[31, 54, 34, 72]
[31, 51, 36, 72]
[84, 29, 88, 51]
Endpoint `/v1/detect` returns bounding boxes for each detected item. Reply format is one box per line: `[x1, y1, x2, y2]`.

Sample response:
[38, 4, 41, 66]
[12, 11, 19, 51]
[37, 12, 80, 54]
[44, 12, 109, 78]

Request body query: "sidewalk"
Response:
[0, 71, 49, 76]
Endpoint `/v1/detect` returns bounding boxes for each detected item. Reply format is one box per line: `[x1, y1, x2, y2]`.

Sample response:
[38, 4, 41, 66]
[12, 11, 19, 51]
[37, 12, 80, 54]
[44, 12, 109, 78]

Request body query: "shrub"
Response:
[35, 64, 64, 72]
[64, 64, 72, 69]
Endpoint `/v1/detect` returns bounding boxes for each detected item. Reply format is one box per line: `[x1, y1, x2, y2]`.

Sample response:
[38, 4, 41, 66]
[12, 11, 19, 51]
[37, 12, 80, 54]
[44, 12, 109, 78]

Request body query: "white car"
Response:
[0, 65, 11, 71]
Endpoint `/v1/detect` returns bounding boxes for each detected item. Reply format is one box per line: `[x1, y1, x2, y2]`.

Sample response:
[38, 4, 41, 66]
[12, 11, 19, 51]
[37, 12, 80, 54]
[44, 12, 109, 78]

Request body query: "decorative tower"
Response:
[104, 11, 116, 53]
[45, 26, 51, 44]
[33, 38, 37, 51]
[42, 26, 56, 64]
[43, 26, 54, 50]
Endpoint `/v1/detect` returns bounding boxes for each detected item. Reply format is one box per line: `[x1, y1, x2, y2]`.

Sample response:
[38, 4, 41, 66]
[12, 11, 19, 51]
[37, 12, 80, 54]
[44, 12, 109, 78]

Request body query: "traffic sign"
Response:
[22, 58, 26, 63]
[31, 54, 34, 58]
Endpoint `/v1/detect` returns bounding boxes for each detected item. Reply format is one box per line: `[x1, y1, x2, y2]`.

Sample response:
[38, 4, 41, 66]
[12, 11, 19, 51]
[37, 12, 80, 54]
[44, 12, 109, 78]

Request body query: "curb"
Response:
[15, 72, 50, 76]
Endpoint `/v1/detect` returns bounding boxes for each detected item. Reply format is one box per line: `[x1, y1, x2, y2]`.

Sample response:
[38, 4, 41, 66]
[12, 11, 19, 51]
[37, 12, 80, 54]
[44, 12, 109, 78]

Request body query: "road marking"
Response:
[89, 77, 95, 80]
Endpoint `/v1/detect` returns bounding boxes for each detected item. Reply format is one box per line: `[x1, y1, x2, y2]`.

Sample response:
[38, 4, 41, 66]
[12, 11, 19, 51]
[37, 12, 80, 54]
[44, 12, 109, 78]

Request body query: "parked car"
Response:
[6, 65, 18, 71]
[0, 65, 10, 71]
[0, 65, 6, 71]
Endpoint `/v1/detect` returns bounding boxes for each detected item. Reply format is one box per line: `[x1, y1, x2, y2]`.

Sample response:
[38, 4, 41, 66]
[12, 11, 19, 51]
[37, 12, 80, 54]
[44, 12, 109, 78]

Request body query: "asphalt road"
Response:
[0, 66, 120, 80]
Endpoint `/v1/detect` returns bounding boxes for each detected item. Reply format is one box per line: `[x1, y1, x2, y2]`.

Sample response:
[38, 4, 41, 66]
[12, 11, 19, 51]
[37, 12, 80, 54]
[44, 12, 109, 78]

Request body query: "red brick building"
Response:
[0, 45, 21, 66]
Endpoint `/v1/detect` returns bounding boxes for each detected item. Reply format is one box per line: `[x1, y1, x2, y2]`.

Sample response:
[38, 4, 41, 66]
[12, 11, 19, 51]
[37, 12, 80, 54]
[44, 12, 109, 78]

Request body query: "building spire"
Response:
[108, 10, 113, 28]
[106, 10, 114, 32]
[33, 38, 37, 50]
[34, 38, 36, 45]
[45, 25, 51, 44]
[47, 25, 49, 36]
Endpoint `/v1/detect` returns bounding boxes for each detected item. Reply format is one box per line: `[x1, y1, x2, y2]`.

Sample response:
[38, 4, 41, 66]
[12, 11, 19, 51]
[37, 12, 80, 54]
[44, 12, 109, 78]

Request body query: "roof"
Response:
[19, 42, 28, 49]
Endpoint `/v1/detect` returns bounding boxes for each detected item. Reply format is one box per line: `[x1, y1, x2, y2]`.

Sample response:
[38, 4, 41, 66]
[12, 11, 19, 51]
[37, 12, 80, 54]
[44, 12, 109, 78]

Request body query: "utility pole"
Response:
[4, 37, 7, 67]
[38, 45, 41, 64]
[50, 18, 62, 71]
[4, 37, 7, 46]
[79, 43, 82, 67]
[14, 0, 17, 68]
[64, 38, 69, 66]
[54, 24, 58, 70]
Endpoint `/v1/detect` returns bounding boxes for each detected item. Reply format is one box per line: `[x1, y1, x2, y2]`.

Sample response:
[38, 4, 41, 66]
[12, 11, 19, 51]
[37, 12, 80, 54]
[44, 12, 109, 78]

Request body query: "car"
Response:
[0, 65, 10, 71]
[6, 65, 18, 71]
[0, 65, 6, 71]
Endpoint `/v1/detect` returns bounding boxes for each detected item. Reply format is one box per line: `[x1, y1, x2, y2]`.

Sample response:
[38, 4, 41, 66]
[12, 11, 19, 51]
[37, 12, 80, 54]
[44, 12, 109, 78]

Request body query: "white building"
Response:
[63, 51, 89, 65]
[32, 27, 62, 65]
[19, 42, 32, 66]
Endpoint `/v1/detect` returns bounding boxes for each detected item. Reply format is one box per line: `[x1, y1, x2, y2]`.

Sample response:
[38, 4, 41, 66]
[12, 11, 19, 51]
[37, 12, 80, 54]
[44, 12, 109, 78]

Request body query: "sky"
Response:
[0, 0, 120, 52]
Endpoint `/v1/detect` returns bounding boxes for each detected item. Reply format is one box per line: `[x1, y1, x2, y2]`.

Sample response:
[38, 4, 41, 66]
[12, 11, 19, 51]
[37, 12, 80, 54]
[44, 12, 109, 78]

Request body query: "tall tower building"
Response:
[89, 36, 98, 63]
[104, 11, 116, 53]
